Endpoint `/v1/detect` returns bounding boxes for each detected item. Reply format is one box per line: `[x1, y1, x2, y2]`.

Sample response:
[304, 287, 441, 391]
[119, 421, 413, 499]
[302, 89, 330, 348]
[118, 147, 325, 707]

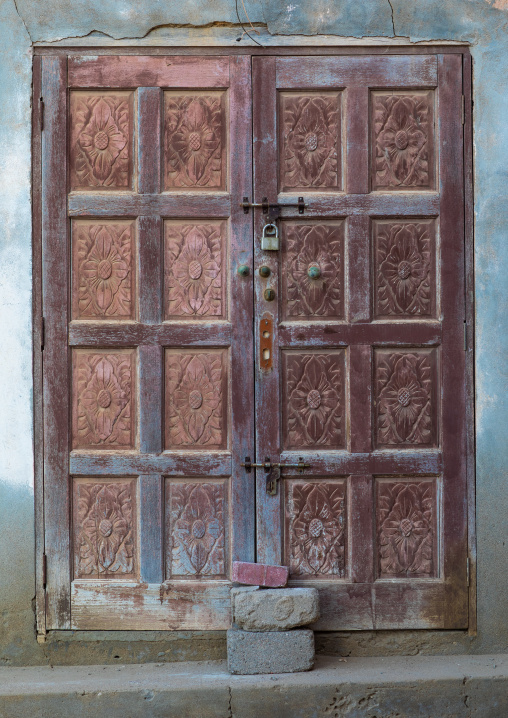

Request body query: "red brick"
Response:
[232, 561, 289, 588]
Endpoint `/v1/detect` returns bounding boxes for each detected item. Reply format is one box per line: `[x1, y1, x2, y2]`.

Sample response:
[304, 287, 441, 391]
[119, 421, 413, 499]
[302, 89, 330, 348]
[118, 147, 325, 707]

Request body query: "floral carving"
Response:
[377, 481, 436, 577]
[284, 224, 343, 318]
[284, 353, 345, 449]
[165, 223, 224, 318]
[281, 94, 340, 189]
[373, 93, 433, 189]
[73, 351, 134, 449]
[375, 351, 435, 447]
[165, 352, 225, 449]
[166, 482, 225, 577]
[73, 222, 134, 319]
[287, 482, 345, 577]
[74, 481, 135, 578]
[164, 94, 224, 189]
[375, 222, 433, 317]
[70, 92, 132, 189]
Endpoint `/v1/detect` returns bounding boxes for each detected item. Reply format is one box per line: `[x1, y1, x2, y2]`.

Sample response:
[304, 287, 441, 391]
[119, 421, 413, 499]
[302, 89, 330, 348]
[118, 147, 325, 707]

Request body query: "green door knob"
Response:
[307, 265, 321, 279]
[237, 264, 250, 277]
[259, 265, 271, 278]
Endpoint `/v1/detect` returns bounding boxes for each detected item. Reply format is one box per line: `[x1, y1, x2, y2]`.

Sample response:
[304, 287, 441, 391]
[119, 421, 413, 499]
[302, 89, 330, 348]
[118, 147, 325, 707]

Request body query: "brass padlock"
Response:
[261, 223, 279, 251]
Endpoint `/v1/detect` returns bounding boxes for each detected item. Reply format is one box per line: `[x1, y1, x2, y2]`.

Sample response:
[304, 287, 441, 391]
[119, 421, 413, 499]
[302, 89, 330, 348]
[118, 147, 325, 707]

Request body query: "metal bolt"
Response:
[264, 288, 276, 301]
[237, 264, 250, 277]
[259, 265, 271, 278]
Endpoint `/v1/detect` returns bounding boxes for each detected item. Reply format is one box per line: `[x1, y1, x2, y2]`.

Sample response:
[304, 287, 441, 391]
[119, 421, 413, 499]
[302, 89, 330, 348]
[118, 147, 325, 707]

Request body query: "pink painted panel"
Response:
[72, 349, 136, 450]
[165, 480, 227, 579]
[372, 90, 435, 190]
[279, 92, 342, 191]
[164, 92, 227, 190]
[285, 480, 346, 578]
[374, 349, 438, 448]
[376, 478, 438, 578]
[72, 219, 135, 320]
[73, 479, 137, 580]
[281, 222, 344, 320]
[282, 351, 346, 450]
[373, 219, 436, 318]
[165, 349, 228, 450]
[164, 220, 226, 319]
[70, 91, 134, 190]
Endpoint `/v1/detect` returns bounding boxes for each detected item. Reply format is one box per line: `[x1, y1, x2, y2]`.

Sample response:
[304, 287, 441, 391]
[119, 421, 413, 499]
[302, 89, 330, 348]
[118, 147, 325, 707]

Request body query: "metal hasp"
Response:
[241, 456, 311, 496]
[242, 196, 305, 216]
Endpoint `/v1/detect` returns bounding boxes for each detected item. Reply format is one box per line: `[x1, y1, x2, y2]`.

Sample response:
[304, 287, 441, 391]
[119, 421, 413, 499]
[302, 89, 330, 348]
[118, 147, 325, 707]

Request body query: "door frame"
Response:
[32, 44, 475, 637]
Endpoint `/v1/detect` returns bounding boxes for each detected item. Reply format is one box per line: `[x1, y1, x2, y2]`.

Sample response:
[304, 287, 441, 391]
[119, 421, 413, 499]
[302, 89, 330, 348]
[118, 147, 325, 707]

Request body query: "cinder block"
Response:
[232, 561, 289, 587]
[232, 587, 319, 631]
[227, 628, 314, 675]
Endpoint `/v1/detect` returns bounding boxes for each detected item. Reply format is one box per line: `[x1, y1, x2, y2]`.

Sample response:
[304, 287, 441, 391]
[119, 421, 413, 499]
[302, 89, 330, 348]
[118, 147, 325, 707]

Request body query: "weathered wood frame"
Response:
[33, 45, 474, 636]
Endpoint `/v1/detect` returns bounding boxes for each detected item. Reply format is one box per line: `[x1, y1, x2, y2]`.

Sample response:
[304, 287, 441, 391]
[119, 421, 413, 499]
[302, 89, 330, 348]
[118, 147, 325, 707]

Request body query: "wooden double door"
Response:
[38, 51, 469, 631]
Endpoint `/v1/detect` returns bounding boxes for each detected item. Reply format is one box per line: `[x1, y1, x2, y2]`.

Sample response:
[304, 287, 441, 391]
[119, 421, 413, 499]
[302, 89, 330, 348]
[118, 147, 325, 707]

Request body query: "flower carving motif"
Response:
[164, 94, 223, 188]
[168, 482, 225, 577]
[285, 353, 344, 449]
[165, 352, 224, 449]
[74, 352, 133, 448]
[373, 93, 432, 189]
[74, 482, 135, 578]
[376, 223, 432, 316]
[288, 483, 345, 577]
[74, 222, 133, 319]
[377, 481, 435, 577]
[376, 352, 434, 446]
[71, 93, 131, 188]
[285, 224, 343, 318]
[165, 224, 223, 318]
[282, 95, 340, 189]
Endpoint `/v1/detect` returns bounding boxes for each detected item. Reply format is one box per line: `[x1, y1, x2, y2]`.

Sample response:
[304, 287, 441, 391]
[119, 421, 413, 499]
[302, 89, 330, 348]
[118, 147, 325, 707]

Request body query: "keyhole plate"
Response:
[260, 312, 274, 371]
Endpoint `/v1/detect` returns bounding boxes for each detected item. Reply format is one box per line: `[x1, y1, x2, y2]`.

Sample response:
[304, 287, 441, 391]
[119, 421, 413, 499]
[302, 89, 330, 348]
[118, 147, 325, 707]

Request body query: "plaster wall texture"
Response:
[0, 0, 507, 665]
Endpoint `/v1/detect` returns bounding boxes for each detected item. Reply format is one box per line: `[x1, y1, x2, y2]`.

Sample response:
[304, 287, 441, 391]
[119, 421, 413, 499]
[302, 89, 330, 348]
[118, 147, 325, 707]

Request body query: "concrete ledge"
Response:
[0, 655, 506, 717]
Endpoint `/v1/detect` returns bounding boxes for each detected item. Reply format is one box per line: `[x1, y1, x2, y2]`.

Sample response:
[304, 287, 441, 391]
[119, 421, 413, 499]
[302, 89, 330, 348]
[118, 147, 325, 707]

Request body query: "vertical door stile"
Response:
[437, 53, 468, 626]
[42, 55, 71, 629]
[252, 56, 282, 566]
[229, 55, 255, 565]
[138, 86, 164, 585]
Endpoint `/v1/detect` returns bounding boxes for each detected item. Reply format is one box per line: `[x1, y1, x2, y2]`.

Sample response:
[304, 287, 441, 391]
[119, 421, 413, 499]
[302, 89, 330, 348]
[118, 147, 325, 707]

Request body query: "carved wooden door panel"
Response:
[253, 54, 468, 628]
[41, 55, 254, 629]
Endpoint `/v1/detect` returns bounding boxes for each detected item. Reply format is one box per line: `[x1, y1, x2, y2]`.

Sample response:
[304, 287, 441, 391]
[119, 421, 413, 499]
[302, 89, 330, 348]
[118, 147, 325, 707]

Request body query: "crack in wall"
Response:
[33, 21, 269, 45]
[11, 0, 32, 41]
[387, 0, 396, 35]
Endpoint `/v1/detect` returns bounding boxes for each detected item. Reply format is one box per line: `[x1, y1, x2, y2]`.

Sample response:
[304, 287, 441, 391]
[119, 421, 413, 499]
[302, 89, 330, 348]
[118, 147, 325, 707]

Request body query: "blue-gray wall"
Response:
[0, 0, 507, 664]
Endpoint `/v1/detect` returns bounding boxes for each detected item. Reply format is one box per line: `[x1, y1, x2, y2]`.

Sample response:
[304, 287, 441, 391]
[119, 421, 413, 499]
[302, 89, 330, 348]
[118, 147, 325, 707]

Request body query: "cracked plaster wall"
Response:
[0, 0, 507, 665]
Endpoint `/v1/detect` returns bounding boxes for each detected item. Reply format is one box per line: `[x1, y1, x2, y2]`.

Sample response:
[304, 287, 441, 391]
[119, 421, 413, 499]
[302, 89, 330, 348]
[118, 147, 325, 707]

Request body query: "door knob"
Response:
[237, 264, 250, 277]
[307, 265, 321, 279]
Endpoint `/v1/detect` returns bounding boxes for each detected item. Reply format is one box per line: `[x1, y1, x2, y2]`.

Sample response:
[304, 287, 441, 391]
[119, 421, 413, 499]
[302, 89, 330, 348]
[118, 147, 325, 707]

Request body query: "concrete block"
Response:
[227, 629, 314, 675]
[232, 561, 289, 587]
[233, 587, 319, 631]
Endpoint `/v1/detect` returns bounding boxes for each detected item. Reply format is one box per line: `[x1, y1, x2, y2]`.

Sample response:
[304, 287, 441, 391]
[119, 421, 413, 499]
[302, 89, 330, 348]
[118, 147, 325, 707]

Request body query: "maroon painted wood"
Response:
[41, 56, 71, 629]
[253, 53, 469, 629]
[41, 54, 254, 630]
[38, 48, 471, 633]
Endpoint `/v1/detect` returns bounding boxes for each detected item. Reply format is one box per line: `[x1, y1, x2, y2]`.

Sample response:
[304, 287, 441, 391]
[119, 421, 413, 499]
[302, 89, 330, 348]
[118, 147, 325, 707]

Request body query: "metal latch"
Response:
[241, 196, 305, 217]
[241, 456, 311, 496]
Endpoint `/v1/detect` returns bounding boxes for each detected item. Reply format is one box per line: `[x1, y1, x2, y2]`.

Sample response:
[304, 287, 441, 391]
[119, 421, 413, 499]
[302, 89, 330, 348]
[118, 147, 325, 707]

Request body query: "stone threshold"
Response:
[0, 654, 506, 717]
